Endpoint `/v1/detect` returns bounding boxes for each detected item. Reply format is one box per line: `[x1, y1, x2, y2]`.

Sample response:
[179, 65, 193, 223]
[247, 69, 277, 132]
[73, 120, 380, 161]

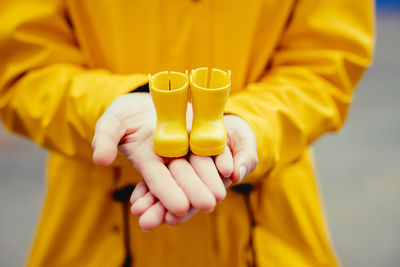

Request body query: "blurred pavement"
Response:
[313, 11, 400, 267]
[0, 11, 399, 267]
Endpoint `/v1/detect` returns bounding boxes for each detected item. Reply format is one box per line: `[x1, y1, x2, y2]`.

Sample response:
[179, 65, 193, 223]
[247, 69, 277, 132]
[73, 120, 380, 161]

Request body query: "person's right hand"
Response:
[91, 93, 230, 223]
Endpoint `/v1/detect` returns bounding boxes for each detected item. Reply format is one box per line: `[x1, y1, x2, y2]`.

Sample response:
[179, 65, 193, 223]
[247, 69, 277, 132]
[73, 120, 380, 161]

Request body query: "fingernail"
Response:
[239, 166, 247, 183]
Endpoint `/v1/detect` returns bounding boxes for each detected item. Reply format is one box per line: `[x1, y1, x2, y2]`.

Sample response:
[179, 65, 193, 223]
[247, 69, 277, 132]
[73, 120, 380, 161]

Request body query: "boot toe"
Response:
[190, 124, 227, 156]
[153, 126, 189, 157]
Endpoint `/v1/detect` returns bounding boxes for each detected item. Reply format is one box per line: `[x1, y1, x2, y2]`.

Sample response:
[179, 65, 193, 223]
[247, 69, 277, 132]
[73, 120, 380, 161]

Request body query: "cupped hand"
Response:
[131, 114, 258, 230]
[92, 93, 229, 220]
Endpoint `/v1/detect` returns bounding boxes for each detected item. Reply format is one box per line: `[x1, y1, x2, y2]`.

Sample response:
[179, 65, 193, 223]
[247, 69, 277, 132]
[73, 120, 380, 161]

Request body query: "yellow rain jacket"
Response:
[0, 0, 374, 266]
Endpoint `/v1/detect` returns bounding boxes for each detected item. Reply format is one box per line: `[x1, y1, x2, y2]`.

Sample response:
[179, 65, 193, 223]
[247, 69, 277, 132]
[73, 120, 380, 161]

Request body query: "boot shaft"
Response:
[190, 68, 230, 124]
[149, 71, 189, 125]
[149, 71, 189, 157]
[189, 68, 231, 156]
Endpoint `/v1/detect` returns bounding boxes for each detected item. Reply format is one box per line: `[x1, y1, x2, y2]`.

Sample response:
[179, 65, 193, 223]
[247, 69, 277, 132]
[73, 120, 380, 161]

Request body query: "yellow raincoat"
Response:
[0, 0, 374, 266]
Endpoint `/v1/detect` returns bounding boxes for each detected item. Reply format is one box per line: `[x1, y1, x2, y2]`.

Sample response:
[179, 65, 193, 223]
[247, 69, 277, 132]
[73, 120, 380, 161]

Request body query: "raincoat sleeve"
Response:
[224, 0, 375, 183]
[0, 1, 148, 161]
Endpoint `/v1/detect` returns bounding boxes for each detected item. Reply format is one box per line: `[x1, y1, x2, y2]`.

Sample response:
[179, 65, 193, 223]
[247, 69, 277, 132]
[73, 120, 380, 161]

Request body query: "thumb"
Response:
[92, 113, 125, 166]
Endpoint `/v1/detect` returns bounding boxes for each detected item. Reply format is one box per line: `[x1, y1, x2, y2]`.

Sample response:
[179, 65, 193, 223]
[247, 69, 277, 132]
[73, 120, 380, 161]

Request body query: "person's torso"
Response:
[66, 0, 296, 92]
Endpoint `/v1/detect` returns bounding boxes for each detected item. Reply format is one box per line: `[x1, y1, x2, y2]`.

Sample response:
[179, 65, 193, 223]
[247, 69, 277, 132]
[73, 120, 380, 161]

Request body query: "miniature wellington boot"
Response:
[189, 67, 231, 156]
[149, 71, 189, 157]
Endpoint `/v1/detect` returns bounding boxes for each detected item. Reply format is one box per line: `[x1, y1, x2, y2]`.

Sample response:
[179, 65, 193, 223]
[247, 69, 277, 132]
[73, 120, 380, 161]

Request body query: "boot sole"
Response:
[190, 143, 226, 157]
[153, 145, 188, 158]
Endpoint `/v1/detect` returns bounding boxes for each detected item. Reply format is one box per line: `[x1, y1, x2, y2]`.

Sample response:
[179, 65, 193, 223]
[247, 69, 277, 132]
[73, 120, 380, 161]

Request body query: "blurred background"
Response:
[0, 1, 399, 266]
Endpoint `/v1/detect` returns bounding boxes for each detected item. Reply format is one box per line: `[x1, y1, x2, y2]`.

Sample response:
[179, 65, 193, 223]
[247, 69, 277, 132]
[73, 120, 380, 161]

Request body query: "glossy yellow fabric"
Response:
[0, 0, 374, 266]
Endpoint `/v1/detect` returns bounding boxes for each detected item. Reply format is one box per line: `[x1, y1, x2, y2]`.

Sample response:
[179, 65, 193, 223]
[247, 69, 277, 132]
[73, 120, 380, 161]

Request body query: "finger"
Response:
[138, 201, 166, 231]
[189, 154, 226, 202]
[165, 208, 200, 227]
[168, 158, 216, 212]
[131, 192, 157, 217]
[135, 150, 190, 217]
[214, 146, 234, 178]
[92, 114, 125, 166]
[225, 116, 259, 183]
[230, 143, 258, 183]
[231, 150, 258, 183]
[130, 180, 148, 204]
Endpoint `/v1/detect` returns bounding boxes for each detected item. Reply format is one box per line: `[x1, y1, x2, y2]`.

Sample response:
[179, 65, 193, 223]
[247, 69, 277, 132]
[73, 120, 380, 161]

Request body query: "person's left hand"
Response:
[130, 149, 234, 230]
[130, 114, 259, 230]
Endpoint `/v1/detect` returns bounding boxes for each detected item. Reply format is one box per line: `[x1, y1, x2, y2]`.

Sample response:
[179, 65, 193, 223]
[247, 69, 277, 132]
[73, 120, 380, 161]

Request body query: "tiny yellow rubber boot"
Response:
[149, 71, 189, 157]
[190, 67, 231, 156]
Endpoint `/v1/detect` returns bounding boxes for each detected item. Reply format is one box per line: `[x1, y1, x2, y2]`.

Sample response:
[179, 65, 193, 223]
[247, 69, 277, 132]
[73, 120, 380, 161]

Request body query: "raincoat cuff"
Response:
[71, 71, 149, 137]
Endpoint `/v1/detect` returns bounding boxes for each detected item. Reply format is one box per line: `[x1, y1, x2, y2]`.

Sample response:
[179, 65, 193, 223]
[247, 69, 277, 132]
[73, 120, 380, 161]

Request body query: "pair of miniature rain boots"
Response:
[149, 67, 231, 157]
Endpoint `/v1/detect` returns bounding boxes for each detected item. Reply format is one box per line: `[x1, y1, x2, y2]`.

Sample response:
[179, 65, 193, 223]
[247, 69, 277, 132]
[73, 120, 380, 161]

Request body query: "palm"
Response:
[93, 93, 231, 223]
[130, 115, 259, 230]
